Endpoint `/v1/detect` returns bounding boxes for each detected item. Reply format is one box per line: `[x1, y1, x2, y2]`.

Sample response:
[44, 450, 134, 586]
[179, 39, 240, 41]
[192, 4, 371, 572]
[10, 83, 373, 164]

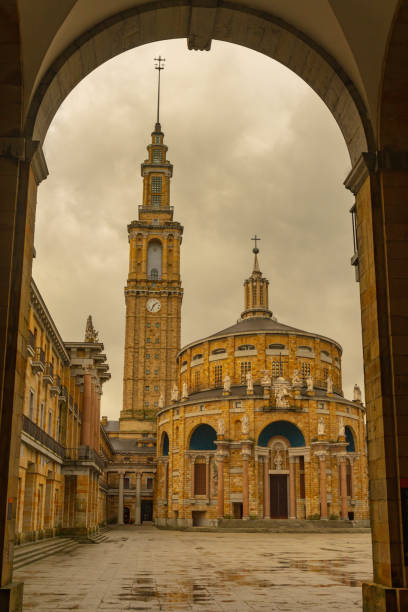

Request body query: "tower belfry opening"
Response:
[241, 235, 272, 320]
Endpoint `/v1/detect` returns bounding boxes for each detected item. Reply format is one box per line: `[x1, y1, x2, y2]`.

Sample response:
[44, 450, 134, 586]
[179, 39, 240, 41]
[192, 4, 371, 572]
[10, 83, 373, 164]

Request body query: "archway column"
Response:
[345, 152, 408, 609]
[263, 454, 270, 519]
[241, 442, 252, 520]
[135, 472, 142, 526]
[117, 472, 124, 526]
[288, 457, 296, 519]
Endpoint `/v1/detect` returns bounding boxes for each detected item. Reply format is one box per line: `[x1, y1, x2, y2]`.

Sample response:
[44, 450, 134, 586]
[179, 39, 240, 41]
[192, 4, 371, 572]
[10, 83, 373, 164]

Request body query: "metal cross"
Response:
[251, 235, 261, 250]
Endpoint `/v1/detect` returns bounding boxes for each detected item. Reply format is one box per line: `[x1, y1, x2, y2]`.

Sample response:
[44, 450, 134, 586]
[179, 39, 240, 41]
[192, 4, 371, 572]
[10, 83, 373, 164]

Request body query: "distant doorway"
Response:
[123, 506, 130, 524]
[270, 475, 288, 518]
[233, 502, 243, 519]
[141, 500, 153, 522]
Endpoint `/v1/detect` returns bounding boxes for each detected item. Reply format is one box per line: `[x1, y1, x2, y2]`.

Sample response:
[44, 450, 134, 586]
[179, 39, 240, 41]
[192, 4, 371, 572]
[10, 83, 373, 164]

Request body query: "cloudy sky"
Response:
[34, 39, 362, 419]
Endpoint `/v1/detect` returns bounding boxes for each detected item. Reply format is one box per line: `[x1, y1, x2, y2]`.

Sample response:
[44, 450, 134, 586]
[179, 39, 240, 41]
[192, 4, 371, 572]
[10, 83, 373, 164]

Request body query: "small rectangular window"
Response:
[145, 385, 150, 391]
[146, 369, 150, 375]
[154, 354, 159, 359]
[301, 362, 311, 377]
[29, 390, 35, 420]
[155, 323, 160, 328]
[214, 365, 223, 386]
[155, 337, 160, 344]
[145, 401, 149, 407]
[154, 385, 159, 391]
[152, 194, 161, 206]
[146, 354, 150, 359]
[146, 338, 151, 343]
[153, 149, 162, 163]
[154, 369, 159, 375]
[147, 323, 151, 328]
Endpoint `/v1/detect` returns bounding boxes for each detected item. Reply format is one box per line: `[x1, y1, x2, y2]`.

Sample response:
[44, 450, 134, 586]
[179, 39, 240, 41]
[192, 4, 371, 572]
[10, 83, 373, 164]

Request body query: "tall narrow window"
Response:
[147, 240, 162, 279]
[214, 365, 223, 386]
[272, 361, 283, 378]
[48, 410, 52, 435]
[151, 194, 161, 206]
[29, 390, 35, 420]
[153, 149, 162, 163]
[240, 361, 251, 383]
[194, 370, 200, 391]
[40, 402, 45, 428]
[301, 362, 311, 378]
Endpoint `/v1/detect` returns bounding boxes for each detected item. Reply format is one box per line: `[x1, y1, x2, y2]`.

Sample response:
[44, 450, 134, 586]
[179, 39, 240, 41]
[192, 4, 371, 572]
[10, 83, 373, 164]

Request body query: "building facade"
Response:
[17, 280, 111, 542]
[156, 252, 369, 527]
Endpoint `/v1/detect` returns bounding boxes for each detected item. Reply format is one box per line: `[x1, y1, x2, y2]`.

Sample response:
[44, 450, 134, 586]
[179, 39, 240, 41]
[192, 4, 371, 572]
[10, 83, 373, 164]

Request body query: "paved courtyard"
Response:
[15, 526, 373, 611]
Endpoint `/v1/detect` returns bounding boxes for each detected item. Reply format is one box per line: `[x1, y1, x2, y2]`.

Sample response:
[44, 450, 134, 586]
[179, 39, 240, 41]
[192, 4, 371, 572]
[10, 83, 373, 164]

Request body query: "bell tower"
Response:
[121, 57, 183, 425]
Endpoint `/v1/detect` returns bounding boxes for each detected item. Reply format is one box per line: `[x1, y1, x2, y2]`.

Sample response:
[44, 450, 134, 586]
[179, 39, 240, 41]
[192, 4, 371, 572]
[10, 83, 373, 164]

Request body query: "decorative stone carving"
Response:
[318, 417, 325, 436]
[326, 375, 333, 394]
[291, 369, 302, 387]
[171, 384, 179, 402]
[275, 384, 289, 408]
[338, 416, 345, 438]
[261, 371, 271, 386]
[306, 375, 313, 392]
[223, 374, 231, 393]
[246, 371, 253, 393]
[274, 447, 283, 470]
[182, 381, 188, 400]
[242, 414, 249, 435]
[217, 419, 225, 437]
[85, 315, 99, 343]
[353, 384, 362, 402]
[158, 393, 164, 409]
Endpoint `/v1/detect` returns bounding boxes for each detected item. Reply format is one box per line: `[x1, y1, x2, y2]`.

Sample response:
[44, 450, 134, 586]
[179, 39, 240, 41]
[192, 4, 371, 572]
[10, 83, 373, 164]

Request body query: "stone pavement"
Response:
[14, 525, 373, 611]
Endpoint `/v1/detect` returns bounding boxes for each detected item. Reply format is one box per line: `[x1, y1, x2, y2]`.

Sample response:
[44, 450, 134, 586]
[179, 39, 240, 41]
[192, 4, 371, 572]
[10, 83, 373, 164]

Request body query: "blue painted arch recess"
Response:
[345, 425, 355, 452]
[189, 424, 217, 450]
[162, 432, 169, 456]
[258, 420, 306, 447]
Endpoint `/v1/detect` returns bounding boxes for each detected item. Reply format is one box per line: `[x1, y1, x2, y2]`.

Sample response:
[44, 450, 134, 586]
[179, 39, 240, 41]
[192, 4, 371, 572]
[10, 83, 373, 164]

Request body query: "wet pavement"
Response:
[15, 525, 373, 610]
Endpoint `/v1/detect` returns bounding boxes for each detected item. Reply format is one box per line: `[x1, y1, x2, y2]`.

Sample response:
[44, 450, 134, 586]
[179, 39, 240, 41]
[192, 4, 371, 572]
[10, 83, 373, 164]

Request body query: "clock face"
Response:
[146, 298, 161, 313]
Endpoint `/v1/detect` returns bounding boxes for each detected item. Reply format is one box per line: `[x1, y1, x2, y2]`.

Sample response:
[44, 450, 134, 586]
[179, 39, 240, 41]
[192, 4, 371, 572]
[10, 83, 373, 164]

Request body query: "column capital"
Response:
[0, 137, 48, 184]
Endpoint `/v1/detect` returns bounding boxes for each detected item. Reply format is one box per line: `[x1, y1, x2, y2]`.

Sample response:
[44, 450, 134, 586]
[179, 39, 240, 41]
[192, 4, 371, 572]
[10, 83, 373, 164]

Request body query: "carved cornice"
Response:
[344, 149, 408, 195]
[30, 279, 70, 364]
[0, 138, 48, 185]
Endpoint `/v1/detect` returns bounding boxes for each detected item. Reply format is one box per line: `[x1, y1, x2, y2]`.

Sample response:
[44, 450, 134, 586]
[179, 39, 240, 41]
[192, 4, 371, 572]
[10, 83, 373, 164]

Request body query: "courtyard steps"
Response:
[13, 537, 79, 569]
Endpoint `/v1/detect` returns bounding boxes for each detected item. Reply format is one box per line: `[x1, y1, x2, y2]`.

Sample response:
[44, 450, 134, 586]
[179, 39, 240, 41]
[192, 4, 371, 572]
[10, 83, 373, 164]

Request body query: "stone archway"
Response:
[1, 2, 408, 610]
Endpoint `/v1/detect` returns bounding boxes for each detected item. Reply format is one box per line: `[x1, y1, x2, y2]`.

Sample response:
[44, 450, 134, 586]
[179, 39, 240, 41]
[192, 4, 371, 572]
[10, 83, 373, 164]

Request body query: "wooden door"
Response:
[270, 475, 288, 518]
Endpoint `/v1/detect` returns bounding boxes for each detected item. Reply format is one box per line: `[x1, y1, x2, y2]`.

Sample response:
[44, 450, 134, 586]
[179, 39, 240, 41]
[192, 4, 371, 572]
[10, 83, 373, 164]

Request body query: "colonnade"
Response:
[115, 471, 144, 525]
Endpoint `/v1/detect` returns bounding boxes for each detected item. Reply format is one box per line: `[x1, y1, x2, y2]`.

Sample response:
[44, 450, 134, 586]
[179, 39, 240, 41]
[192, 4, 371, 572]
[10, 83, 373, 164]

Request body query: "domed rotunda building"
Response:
[156, 248, 368, 527]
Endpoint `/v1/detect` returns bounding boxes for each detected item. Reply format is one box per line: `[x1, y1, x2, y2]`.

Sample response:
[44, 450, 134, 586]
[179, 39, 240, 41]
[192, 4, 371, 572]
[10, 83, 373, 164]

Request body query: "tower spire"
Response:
[241, 236, 273, 320]
[154, 55, 165, 129]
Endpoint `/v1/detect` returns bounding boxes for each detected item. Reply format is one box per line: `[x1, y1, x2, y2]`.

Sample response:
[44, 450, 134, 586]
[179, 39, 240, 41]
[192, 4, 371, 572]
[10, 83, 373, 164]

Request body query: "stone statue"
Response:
[84, 315, 99, 343]
[182, 381, 188, 399]
[158, 393, 164, 409]
[242, 414, 249, 435]
[217, 419, 225, 437]
[306, 374, 313, 392]
[291, 369, 302, 387]
[353, 384, 362, 402]
[223, 374, 231, 393]
[326, 375, 333, 394]
[274, 449, 283, 470]
[171, 384, 179, 402]
[318, 417, 325, 436]
[261, 371, 271, 386]
[338, 416, 345, 438]
[246, 371, 253, 393]
[275, 384, 289, 408]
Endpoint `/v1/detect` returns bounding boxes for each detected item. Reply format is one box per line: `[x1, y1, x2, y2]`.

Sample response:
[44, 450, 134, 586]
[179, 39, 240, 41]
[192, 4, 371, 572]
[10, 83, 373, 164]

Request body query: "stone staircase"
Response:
[13, 537, 79, 570]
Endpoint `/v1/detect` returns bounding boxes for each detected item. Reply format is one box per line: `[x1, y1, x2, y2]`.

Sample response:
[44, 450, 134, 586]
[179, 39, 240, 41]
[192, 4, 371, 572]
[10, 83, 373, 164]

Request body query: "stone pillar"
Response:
[339, 456, 348, 520]
[95, 390, 101, 453]
[135, 473, 141, 526]
[242, 453, 249, 520]
[318, 454, 328, 520]
[289, 456, 296, 519]
[263, 455, 270, 519]
[81, 368, 92, 447]
[74, 472, 90, 535]
[206, 456, 210, 503]
[217, 457, 224, 519]
[117, 473, 124, 525]
[90, 379, 96, 451]
[191, 457, 195, 497]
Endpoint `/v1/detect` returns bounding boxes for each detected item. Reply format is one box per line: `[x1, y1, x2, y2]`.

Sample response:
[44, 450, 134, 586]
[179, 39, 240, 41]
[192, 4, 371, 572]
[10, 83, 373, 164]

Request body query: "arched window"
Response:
[298, 345, 312, 352]
[212, 348, 226, 355]
[269, 343, 285, 350]
[237, 344, 256, 351]
[345, 426, 356, 452]
[161, 432, 169, 456]
[147, 240, 162, 279]
[192, 354, 203, 360]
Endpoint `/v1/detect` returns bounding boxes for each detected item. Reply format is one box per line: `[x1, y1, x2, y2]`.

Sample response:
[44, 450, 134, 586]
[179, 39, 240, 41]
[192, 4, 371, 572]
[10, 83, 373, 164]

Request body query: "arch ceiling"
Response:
[258, 420, 305, 447]
[18, 0, 398, 164]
